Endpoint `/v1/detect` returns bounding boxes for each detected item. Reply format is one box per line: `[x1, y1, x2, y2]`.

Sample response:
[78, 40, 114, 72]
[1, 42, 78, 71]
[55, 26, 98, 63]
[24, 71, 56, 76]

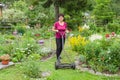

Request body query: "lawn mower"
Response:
[55, 32, 76, 70]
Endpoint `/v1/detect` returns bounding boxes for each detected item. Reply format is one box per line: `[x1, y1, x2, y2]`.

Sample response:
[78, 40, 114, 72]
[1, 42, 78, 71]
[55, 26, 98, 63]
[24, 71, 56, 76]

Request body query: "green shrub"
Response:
[80, 29, 93, 37]
[106, 64, 119, 73]
[12, 51, 25, 62]
[22, 60, 42, 78]
[28, 53, 41, 60]
[0, 43, 14, 56]
[88, 23, 98, 33]
[31, 27, 53, 39]
[107, 22, 120, 33]
[108, 39, 120, 67]
[84, 41, 102, 62]
[84, 37, 120, 73]
[79, 54, 86, 63]
[2, 9, 26, 23]
[5, 35, 16, 40]
[11, 36, 40, 62]
[14, 24, 27, 35]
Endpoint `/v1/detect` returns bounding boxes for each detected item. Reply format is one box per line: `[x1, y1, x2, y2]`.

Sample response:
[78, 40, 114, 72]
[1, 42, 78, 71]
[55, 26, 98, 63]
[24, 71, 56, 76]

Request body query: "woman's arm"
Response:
[52, 26, 58, 32]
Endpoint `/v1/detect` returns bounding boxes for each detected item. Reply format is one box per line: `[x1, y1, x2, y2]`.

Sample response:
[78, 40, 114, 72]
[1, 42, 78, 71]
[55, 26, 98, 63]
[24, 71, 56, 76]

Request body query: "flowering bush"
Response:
[12, 42, 39, 62]
[78, 26, 84, 32]
[105, 32, 117, 39]
[70, 31, 120, 73]
[7, 35, 35, 62]
[84, 35, 120, 73]
[69, 35, 88, 54]
[78, 24, 92, 37]
[2, 9, 26, 22]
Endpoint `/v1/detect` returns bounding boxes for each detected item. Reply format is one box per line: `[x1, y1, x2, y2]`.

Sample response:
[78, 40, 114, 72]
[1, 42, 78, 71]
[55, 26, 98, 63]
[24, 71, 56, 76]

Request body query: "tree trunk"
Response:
[0, 8, 2, 17]
[54, 5, 59, 22]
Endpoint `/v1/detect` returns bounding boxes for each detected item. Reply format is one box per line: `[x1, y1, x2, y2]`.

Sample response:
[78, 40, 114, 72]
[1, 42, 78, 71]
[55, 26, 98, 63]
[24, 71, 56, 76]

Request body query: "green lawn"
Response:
[0, 38, 120, 80]
[40, 57, 120, 80]
[0, 54, 120, 80]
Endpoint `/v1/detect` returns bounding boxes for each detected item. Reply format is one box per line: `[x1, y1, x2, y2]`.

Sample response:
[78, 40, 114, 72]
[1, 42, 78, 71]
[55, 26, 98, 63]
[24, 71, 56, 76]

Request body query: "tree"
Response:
[43, 0, 65, 21]
[110, 0, 120, 16]
[93, 0, 115, 26]
[43, 0, 91, 21]
[2, 0, 92, 28]
[24, 0, 53, 27]
[23, 0, 92, 29]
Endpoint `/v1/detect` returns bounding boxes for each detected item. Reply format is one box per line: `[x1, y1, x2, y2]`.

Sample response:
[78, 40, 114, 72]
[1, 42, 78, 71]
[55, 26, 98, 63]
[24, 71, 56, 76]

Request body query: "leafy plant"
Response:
[79, 54, 86, 63]
[83, 36, 120, 73]
[12, 51, 25, 62]
[11, 36, 40, 62]
[14, 24, 27, 35]
[108, 39, 120, 67]
[2, 9, 27, 23]
[93, 0, 115, 26]
[28, 53, 41, 60]
[107, 21, 120, 33]
[106, 64, 119, 73]
[84, 41, 101, 62]
[22, 60, 42, 78]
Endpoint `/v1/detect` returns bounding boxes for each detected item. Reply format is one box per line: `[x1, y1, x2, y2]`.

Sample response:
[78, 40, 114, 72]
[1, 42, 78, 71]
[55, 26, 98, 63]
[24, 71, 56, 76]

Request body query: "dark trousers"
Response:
[56, 38, 65, 59]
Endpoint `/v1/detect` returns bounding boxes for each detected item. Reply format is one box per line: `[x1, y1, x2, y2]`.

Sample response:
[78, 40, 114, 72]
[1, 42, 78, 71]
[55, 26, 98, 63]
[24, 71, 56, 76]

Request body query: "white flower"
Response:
[16, 48, 19, 50]
[69, 33, 74, 37]
[27, 44, 30, 46]
[41, 47, 51, 53]
[31, 45, 33, 47]
[89, 34, 102, 42]
[28, 50, 31, 52]
[21, 51, 25, 53]
[25, 48, 28, 50]
[117, 35, 120, 38]
[107, 49, 111, 54]
[26, 25, 30, 29]
[82, 24, 90, 29]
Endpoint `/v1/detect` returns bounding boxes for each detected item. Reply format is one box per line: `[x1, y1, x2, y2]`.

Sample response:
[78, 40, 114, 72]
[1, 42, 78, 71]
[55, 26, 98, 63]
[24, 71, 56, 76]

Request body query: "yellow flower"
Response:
[69, 35, 88, 49]
[78, 26, 83, 32]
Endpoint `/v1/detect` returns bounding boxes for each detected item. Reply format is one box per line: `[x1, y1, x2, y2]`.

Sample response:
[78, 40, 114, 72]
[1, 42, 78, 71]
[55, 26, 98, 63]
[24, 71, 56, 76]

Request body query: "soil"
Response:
[41, 50, 56, 61]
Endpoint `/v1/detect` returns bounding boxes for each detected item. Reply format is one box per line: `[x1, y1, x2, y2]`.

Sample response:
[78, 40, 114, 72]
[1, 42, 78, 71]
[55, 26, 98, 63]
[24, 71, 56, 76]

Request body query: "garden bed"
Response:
[75, 58, 120, 77]
[41, 50, 56, 61]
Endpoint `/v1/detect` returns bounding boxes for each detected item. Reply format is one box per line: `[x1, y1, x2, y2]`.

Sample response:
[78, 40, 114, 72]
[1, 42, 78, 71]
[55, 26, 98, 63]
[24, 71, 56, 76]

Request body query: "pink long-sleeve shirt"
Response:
[54, 21, 67, 38]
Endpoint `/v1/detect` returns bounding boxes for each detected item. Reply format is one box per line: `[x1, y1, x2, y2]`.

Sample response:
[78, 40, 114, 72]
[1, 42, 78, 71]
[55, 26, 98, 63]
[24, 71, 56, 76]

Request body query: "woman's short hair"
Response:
[58, 14, 64, 18]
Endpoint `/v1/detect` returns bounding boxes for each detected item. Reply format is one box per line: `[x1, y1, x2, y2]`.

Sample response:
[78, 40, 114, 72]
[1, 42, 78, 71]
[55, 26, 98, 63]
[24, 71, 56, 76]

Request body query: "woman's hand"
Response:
[53, 29, 58, 32]
[65, 30, 69, 33]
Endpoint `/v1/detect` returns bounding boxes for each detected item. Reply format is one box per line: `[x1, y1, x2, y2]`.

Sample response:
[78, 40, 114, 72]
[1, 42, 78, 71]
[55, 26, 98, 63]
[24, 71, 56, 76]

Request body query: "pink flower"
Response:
[13, 30, 17, 35]
[111, 32, 115, 37]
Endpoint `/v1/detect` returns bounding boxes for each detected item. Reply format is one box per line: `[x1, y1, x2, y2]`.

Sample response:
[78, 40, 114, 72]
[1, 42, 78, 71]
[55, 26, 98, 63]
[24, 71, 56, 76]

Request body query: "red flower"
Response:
[105, 34, 110, 38]
[35, 34, 40, 37]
